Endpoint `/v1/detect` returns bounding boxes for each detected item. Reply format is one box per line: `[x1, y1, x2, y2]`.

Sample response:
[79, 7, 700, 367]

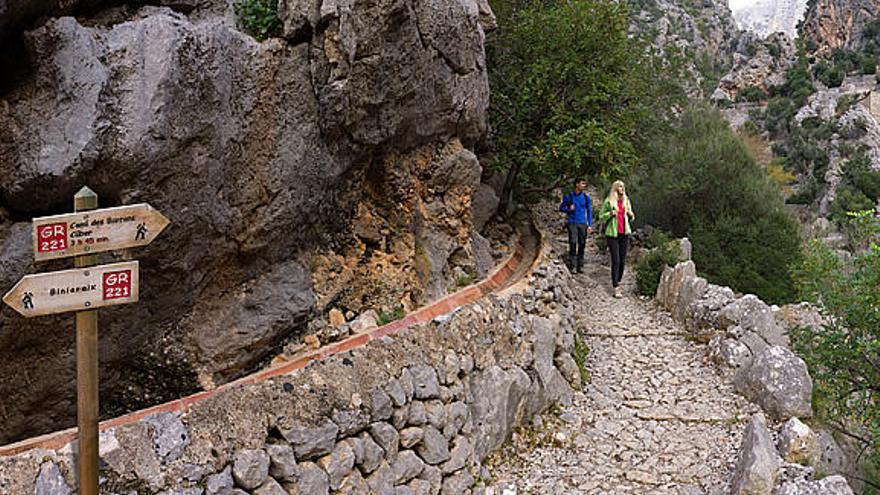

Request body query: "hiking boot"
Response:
[614, 286, 622, 298]
[576, 265, 583, 274]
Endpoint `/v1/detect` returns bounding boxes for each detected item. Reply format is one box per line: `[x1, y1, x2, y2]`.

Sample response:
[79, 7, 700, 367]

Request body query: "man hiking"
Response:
[559, 178, 593, 273]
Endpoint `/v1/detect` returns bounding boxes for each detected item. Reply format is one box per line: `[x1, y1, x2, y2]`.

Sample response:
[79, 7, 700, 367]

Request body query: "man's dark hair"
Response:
[574, 178, 586, 186]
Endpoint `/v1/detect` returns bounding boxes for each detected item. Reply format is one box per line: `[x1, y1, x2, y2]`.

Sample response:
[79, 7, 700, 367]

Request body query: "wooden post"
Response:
[74, 186, 99, 495]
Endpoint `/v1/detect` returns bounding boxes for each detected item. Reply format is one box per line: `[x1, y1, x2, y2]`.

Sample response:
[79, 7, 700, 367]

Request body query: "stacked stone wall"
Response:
[0, 237, 582, 495]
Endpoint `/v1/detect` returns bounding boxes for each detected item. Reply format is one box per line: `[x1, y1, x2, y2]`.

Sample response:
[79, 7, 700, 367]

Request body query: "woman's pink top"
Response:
[617, 198, 625, 234]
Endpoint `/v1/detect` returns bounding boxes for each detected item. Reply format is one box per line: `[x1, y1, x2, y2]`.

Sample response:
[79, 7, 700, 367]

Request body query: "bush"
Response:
[786, 177, 820, 205]
[635, 231, 682, 296]
[736, 86, 768, 103]
[792, 238, 880, 470]
[830, 186, 875, 223]
[235, 0, 281, 41]
[856, 170, 880, 201]
[634, 104, 803, 304]
[860, 54, 877, 75]
[814, 63, 845, 88]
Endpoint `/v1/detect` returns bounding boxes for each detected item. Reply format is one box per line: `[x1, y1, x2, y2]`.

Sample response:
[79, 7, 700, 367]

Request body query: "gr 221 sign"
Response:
[2, 261, 139, 317]
[32, 204, 170, 261]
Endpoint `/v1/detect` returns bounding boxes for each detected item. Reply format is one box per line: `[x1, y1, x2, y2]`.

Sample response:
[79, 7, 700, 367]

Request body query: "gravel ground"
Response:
[484, 222, 759, 495]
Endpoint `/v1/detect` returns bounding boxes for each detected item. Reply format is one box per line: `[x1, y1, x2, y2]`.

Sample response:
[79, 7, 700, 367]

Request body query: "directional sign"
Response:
[2, 261, 139, 317]
[32, 204, 169, 261]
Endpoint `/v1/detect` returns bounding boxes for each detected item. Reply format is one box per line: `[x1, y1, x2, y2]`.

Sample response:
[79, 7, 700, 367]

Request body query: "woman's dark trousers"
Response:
[567, 223, 587, 271]
[607, 234, 629, 287]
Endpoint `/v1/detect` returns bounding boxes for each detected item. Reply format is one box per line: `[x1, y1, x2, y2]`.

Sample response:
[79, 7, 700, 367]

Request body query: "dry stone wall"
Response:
[656, 255, 861, 494]
[0, 250, 581, 494]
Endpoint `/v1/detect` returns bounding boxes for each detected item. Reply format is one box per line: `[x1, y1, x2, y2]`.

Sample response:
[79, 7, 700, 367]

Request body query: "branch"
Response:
[520, 175, 570, 195]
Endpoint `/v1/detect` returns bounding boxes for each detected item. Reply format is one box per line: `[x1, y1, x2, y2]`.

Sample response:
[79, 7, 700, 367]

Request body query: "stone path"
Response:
[486, 232, 759, 494]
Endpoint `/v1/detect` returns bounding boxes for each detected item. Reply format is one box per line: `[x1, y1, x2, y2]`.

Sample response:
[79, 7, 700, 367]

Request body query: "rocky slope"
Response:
[628, 0, 741, 96]
[0, 0, 497, 445]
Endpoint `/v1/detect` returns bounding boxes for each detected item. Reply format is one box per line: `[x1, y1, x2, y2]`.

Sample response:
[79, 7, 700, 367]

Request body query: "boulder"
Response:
[266, 443, 298, 481]
[656, 261, 697, 312]
[282, 420, 340, 460]
[468, 365, 531, 459]
[776, 475, 855, 495]
[33, 462, 72, 495]
[284, 461, 329, 495]
[672, 275, 708, 325]
[232, 449, 270, 491]
[731, 414, 781, 495]
[350, 310, 380, 334]
[318, 441, 356, 491]
[718, 295, 789, 348]
[471, 183, 499, 231]
[777, 418, 817, 464]
[734, 346, 813, 421]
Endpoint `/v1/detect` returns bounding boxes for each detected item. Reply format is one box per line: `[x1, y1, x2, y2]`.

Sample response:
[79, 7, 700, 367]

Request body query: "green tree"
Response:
[634, 104, 803, 303]
[792, 231, 880, 471]
[487, 0, 684, 213]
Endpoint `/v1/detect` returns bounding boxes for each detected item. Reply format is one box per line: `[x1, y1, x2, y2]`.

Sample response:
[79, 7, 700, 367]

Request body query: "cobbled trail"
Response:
[485, 229, 759, 495]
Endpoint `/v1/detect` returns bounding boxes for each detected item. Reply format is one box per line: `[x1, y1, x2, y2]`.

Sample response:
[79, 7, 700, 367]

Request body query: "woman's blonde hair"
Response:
[607, 180, 627, 206]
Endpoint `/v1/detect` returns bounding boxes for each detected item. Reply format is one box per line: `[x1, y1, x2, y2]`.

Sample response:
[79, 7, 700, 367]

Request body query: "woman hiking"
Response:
[599, 180, 634, 298]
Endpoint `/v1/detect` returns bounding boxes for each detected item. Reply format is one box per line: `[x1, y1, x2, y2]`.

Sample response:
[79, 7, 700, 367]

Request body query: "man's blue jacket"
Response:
[559, 191, 593, 226]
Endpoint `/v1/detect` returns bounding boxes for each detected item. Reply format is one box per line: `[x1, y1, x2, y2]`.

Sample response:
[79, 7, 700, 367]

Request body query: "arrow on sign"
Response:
[32, 204, 169, 261]
[2, 261, 139, 317]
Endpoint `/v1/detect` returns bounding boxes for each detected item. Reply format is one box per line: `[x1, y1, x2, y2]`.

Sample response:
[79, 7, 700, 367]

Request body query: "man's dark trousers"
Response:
[568, 223, 588, 271]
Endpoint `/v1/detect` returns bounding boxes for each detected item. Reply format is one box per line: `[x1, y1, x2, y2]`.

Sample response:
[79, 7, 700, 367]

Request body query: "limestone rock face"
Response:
[731, 0, 808, 39]
[801, 0, 880, 54]
[0, 0, 493, 445]
[628, 0, 740, 97]
[712, 33, 796, 102]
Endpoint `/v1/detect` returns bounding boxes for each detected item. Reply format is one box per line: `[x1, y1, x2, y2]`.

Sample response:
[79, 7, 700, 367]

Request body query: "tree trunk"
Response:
[498, 162, 521, 219]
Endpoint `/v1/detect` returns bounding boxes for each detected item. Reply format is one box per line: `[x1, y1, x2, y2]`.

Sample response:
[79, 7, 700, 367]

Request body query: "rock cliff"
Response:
[731, 0, 808, 39]
[801, 0, 880, 53]
[0, 0, 495, 445]
[628, 0, 741, 96]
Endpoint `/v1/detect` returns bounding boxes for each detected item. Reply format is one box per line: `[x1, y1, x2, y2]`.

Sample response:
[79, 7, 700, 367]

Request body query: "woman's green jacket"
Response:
[598, 196, 634, 237]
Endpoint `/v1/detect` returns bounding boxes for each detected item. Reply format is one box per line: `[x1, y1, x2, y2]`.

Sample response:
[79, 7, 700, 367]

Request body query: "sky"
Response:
[728, 0, 763, 9]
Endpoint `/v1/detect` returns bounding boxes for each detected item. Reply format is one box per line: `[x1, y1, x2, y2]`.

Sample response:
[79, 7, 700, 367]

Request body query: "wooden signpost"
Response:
[2, 187, 168, 495]
[32, 203, 169, 261]
[2, 261, 139, 317]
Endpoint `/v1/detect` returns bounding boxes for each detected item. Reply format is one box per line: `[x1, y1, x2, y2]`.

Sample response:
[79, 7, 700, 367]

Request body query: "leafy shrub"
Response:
[836, 94, 858, 116]
[786, 177, 820, 205]
[634, 104, 803, 303]
[764, 97, 798, 135]
[831, 186, 875, 223]
[377, 306, 405, 326]
[572, 333, 591, 384]
[860, 54, 877, 75]
[792, 237, 880, 470]
[856, 170, 880, 201]
[739, 120, 761, 136]
[769, 54, 814, 105]
[235, 0, 281, 41]
[736, 86, 768, 103]
[635, 231, 682, 296]
[813, 62, 845, 88]
[840, 117, 869, 139]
